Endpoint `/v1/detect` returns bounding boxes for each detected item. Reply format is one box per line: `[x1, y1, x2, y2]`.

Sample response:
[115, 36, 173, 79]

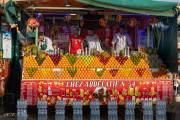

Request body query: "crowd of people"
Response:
[37, 26, 133, 55]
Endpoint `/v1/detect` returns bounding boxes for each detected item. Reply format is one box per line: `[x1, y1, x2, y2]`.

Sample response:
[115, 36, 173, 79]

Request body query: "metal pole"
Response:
[35, 27, 38, 47]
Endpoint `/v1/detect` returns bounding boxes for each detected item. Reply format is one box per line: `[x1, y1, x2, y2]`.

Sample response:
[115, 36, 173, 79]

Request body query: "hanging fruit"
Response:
[27, 18, 39, 28]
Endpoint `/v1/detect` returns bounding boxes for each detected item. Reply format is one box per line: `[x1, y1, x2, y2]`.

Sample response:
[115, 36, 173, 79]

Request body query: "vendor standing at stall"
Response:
[84, 29, 103, 55]
[69, 27, 84, 55]
[112, 27, 132, 55]
[38, 32, 54, 53]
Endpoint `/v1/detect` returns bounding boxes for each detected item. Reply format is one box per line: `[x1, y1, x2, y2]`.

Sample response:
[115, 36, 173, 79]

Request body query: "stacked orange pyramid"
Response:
[74, 58, 85, 68]
[105, 57, 121, 68]
[23, 56, 38, 68]
[89, 57, 103, 68]
[123, 59, 135, 68]
[58, 56, 71, 68]
[41, 56, 55, 68]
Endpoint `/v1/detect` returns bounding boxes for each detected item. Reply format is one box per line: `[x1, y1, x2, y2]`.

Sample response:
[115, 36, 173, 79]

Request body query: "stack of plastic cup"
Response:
[125, 101, 135, 120]
[73, 101, 83, 120]
[17, 99, 27, 120]
[108, 100, 118, 120]
[37, 100, 48, 120]
[142, 100, 153, 120]
[55, 100, 65, 120]
[156, 100, 167, 120]
[90, 100, 100, 120]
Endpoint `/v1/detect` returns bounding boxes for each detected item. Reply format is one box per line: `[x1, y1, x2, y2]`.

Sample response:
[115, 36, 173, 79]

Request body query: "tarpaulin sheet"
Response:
[76, 0, 177, 16]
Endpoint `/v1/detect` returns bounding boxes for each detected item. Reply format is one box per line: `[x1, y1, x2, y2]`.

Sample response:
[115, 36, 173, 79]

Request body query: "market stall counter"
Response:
[20, 51, 173, 106]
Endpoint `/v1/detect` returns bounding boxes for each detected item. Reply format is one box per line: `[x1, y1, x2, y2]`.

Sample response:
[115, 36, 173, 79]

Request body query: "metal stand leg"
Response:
[0, 96, 4, 114]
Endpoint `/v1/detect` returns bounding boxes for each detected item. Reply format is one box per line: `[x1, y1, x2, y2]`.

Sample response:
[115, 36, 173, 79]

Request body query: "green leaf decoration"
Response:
[81, 56, 94, 65]
[66, 54, 77, 66]
[67, 68, 78, 77]
[95, 68, 105, 77]
[26, 68, 37, 77]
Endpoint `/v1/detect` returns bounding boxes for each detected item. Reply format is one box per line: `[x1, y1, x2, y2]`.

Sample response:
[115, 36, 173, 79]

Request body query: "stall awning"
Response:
[76, 0, 177, 16]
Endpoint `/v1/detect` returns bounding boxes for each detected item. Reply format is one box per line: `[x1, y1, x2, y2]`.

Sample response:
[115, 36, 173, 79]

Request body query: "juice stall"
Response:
[9, 0, 177, 106]
[21, 52, 173, 106]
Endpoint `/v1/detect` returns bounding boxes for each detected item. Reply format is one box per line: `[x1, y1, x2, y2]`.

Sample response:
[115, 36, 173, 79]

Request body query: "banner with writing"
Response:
[21, 79, 173, 106]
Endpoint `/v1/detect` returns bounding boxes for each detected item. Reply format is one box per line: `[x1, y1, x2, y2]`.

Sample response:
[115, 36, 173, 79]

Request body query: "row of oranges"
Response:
[23, 56, 149, 69]
[23, 68, 168, 80]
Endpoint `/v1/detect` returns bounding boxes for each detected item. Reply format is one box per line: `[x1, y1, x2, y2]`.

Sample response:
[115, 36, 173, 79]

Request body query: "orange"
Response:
[23, 56, 38, 68]
[89, 57, 103, 68]
[129, 70, 139, 79]
[58, 56, 71, 68]
[137, 59, 149, 68]
[101, 70, 111, 79]
[22, 69, 29, 79]
[41, 56, 55, 68]
[105, 57, 121, 68]
[123, 59, 135, 68]
[142, 70, 153, 79]
[74, 57, 85, 68]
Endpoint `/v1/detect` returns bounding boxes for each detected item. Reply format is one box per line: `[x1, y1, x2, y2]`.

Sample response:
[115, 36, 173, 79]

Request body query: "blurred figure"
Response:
[84, 29, 103, 55]
[38, 32, 54, 53]
[112, 27, 132, 55]
[69, 27, 84, 55]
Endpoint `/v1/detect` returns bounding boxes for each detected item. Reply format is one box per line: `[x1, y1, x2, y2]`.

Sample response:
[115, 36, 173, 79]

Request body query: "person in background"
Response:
[38, 32, 54, 53]
[52, 43, 58, 54]
[69, 27, 84, 55]
[84, 29, 103, 55]
[112, 27, 132, 55]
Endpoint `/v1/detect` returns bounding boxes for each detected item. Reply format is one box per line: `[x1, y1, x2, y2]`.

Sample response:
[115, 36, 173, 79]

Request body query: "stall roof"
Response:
[76, 0, 177, 16]
[14, 0, 85, 7]
[14, 0, 103, 13]
[13, 0, 178, 16]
